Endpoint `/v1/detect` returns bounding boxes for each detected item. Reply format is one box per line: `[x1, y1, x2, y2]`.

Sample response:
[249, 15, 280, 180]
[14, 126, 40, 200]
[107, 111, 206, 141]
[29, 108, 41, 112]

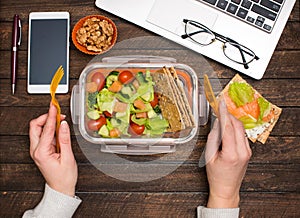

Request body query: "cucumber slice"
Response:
[141, 92, 151, 101]
[121, 86, 133, 95]
[106, 73, 119, 88]
[87, 110, 100, 120]
[98, 125, 109, 137]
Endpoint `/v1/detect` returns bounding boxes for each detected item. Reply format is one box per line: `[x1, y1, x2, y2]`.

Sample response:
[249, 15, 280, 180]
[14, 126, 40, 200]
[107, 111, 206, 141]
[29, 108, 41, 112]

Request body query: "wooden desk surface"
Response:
[0, 1, 299, 217]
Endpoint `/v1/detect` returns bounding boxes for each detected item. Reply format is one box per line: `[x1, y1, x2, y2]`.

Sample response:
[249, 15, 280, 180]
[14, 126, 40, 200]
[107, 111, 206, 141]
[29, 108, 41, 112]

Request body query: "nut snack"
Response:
[72, 15, 117, 55]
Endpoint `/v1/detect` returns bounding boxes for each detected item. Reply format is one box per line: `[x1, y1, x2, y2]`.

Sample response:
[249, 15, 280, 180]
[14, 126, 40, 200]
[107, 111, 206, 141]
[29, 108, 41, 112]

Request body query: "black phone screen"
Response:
[29, 19, 68, 85]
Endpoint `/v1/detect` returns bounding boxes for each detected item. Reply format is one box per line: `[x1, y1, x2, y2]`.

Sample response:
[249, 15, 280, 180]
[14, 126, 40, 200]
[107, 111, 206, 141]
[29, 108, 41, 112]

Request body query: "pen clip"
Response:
[17, 18, 22, 46]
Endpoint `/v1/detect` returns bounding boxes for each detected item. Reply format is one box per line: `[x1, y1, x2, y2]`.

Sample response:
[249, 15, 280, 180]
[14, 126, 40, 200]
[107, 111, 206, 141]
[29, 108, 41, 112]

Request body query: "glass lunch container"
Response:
[71, 56, 208, 155]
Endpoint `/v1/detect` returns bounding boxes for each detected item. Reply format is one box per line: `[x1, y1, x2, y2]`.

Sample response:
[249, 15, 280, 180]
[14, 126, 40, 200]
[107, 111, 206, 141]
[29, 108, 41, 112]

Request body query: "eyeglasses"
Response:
[181, 19, 259, 69]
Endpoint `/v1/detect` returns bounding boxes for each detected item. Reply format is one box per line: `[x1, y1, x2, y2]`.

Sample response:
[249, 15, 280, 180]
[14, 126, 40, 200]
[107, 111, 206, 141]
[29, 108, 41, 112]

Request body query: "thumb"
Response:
[58, 121, 74, 163]
[205, 118, 221, 164]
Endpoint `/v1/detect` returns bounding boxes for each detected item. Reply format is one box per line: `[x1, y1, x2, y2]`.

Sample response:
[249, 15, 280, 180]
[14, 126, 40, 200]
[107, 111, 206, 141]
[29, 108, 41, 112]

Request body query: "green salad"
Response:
[85, 69, 169, 138]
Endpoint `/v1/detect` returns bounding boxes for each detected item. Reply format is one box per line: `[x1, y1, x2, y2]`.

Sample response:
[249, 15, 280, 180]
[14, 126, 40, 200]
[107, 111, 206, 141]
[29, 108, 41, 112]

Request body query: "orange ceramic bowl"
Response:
[72, 15, 118, 55]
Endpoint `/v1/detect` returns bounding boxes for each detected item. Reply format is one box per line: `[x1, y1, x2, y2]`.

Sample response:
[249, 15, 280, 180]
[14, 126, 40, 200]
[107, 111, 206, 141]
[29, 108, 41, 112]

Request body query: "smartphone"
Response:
[28, 12, 69, 94]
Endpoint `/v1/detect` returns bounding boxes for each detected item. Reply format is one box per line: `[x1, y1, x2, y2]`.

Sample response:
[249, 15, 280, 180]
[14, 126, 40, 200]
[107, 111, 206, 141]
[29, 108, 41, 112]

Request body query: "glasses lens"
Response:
[185, 21, 215, 45]
[223, 42, 256, 64]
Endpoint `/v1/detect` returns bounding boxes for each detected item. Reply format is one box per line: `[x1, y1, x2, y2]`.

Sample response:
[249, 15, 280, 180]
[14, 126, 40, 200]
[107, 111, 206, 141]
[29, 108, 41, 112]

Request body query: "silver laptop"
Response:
[95, 0, 296, 79]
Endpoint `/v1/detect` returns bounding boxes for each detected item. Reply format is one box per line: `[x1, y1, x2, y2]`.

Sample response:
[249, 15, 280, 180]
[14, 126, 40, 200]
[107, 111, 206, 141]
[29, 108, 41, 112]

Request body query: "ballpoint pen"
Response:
[11, 14, 22, 95]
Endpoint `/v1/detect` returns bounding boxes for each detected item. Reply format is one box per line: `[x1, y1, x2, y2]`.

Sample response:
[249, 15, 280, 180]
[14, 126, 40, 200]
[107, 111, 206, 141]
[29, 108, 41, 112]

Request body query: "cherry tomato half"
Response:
[91, 72, 105, 91]
[128, 122, 145, 136]
[118, 70, 134, 84]
[103, 111, 112, 118]
[150, 92, 159, 108]
[87, 115, 107, 131]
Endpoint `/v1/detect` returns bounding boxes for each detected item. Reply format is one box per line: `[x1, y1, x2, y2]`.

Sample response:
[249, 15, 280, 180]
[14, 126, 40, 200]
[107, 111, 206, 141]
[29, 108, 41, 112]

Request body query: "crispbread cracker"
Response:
[219, 74, 282, 144]
[159, 95, 183, 132]
[151, 70, 183, 132]
[163, 67, 191, 128]
[169, 67, 195, 128]
[256, 104, 281, 143]
[151, 67, 196, 132]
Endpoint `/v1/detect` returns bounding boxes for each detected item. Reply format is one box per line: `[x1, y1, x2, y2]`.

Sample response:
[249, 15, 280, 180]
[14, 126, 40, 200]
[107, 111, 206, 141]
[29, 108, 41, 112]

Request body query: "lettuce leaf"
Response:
[229, 82, 255, 107]
[145, 116, 169, 136]
[110, 118, 129, 135]
[239, 115, 258, 129]
[258, 97, 271, 120]
[137, 83, 154, 102]
[98, 88, 115, 102]
[87, 91, 99, 110]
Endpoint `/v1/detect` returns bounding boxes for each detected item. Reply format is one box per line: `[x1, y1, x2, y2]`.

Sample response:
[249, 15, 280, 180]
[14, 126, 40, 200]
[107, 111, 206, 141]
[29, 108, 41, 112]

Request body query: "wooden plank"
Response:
[0, 191, 299, 217]
[0, 50, 92, 79]
[239, 192, 300, 217]
[0, 107, 299, 136]
[1, 77, 300, 106]
[0, 79, 75, 106]
[0, 136, 89, 164]
[4, 0, 300, 21]
[1, 163, 299, 192]
[0, 20, 299, 51]
[0, 105, 211, 136]
[0, 1, 105, 22]
[0, 0, 299, 22]
[0, 1, 299, 217]
[0, 49, 299, 79]
[0, 21, 153, 51]
[1, 136, 299, 165]
[290, 0, 300, 21]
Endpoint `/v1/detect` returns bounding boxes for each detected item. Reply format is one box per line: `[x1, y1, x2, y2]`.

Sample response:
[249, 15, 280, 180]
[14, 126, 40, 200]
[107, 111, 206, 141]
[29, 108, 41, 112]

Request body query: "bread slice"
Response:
[219, 74, 282, 144]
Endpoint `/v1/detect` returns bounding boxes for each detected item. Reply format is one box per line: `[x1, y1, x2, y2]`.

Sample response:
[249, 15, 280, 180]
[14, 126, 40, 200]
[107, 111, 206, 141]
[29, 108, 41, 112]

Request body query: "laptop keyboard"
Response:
[197, 0, 285, 32]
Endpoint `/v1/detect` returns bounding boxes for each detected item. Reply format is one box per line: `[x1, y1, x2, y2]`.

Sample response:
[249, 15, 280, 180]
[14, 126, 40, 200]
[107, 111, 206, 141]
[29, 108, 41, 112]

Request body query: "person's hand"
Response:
[29, 104, 78, 197]
[205, 99, 252, 208]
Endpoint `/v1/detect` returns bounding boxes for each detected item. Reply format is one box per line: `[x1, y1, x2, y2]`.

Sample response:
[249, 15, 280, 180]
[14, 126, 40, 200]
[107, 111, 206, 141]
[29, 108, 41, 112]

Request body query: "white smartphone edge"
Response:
[27, 12, 70, 94]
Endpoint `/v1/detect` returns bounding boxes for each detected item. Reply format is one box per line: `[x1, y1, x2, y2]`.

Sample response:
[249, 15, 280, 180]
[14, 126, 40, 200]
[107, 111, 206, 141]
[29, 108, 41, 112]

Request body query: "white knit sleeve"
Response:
[197, 206, 239, 218]
[23, 184, 82, 218]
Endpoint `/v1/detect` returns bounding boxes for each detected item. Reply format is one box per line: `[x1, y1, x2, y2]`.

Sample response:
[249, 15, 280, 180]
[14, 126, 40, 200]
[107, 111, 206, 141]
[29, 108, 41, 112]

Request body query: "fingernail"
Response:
[61, 114, 66, 119]
[60, 120, 68, 133]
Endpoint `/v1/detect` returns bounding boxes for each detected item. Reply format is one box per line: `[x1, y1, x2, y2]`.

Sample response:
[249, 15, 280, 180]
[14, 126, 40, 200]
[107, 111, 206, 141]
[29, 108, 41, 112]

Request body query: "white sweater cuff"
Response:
[23, 184, 82, 218]
[197, 206, 239, 218]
